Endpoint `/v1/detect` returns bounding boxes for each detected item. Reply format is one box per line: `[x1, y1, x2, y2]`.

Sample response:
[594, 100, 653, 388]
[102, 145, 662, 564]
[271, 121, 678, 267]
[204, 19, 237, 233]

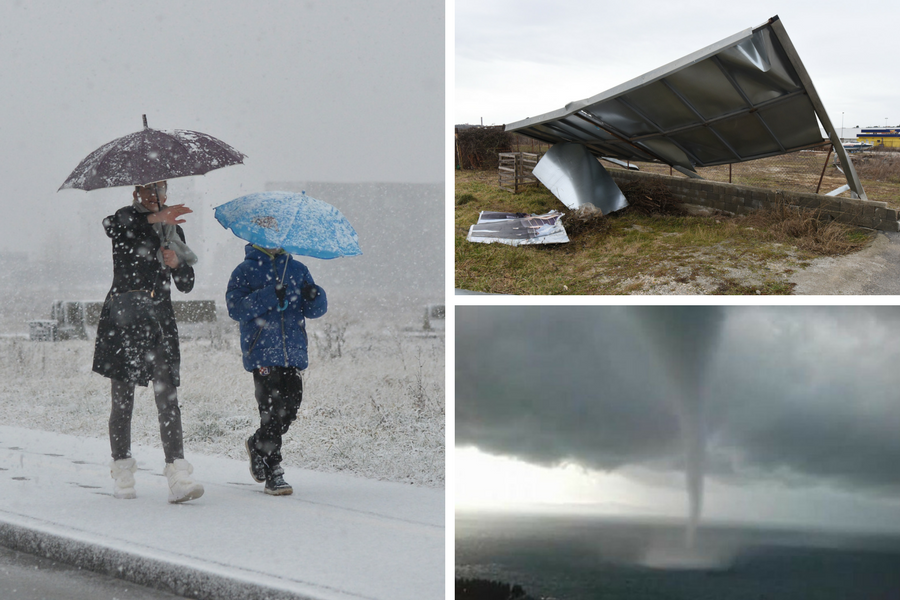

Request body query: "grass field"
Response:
[455, 169, 876, 295]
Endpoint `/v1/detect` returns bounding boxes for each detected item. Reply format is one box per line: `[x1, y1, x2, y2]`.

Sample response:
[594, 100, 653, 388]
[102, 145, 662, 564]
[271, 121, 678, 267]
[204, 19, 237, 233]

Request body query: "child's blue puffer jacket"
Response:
[226, 244, 327, 371]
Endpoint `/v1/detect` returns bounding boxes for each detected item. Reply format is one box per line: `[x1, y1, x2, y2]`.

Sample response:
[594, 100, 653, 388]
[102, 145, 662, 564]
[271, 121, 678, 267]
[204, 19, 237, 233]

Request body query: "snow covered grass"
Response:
[0, 307, 444, 487]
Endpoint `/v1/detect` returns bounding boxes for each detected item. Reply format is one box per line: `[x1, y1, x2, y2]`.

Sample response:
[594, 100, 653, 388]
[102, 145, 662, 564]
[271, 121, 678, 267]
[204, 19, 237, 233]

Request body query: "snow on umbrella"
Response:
[58, 115, 246, 191]
[214, 191, 362, 259]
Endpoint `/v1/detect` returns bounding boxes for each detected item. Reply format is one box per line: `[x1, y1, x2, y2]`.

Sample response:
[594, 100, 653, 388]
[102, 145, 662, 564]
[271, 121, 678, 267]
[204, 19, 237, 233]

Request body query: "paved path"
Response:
[791, 231, 900, 295]
[0, 426, 444, 600]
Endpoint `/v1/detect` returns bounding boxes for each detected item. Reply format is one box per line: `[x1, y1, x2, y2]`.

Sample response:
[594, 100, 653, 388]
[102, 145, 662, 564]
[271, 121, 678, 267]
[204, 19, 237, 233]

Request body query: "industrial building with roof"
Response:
[858, 127, 900, 148]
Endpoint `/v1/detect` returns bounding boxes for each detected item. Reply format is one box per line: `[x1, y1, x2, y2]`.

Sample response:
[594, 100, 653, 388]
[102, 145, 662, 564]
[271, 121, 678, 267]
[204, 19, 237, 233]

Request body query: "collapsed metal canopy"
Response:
[505, 16, 866, 199]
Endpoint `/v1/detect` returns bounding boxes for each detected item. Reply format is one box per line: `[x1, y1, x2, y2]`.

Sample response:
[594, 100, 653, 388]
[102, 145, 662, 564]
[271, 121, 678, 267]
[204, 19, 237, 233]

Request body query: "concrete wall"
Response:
[608, 169, 900, 232]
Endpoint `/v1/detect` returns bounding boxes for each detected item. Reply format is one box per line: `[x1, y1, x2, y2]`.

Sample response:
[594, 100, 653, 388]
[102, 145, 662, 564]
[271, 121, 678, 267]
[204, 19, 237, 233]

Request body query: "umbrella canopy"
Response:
[214, 191, 362, 260]
[59, 115, 246, 191]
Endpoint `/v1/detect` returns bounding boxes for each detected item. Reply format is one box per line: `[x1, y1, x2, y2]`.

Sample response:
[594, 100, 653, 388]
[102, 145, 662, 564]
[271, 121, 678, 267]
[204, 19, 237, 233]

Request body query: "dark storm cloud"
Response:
[705, 306, 900, 491]
[456, 306, 684, 469]
[456, 306, 900, 493]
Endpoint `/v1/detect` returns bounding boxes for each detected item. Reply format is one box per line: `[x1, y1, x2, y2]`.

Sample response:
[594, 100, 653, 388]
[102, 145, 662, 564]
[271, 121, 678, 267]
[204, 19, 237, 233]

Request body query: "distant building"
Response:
[833, 127, 862, 142]
[858, 127, 900, 148]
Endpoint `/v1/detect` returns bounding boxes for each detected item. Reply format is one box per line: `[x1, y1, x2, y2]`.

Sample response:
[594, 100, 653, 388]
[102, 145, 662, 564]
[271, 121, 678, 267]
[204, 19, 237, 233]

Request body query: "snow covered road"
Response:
[0, 426, 444, 600]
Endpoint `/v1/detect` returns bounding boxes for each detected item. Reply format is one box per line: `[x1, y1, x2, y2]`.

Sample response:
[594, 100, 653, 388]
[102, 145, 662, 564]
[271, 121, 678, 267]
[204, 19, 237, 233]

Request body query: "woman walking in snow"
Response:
[93, 181, 204, 503]
[226, 244, 327, 495]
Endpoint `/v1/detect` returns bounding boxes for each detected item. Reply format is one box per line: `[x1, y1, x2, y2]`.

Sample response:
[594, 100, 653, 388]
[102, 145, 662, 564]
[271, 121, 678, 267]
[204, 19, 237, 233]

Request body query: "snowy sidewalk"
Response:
[0, 426, 444, 600]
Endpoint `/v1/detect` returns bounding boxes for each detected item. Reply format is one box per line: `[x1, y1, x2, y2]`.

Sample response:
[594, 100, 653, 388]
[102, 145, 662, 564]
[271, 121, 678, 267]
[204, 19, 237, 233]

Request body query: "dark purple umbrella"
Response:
[59, 115, 246, 191]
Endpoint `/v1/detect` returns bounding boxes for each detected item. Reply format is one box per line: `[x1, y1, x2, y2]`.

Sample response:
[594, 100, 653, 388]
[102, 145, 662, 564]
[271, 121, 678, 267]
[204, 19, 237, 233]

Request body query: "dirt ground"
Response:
[455, 168, 879, 295]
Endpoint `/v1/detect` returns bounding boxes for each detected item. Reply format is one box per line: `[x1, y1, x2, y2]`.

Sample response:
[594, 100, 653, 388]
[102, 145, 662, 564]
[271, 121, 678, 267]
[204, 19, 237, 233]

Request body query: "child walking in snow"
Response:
[226, 244, 327, 495]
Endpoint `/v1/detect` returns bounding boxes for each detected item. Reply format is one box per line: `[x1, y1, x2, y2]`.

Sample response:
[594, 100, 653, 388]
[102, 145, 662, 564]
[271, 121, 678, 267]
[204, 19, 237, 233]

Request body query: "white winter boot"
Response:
[110, 457, 137, 499]
[163, 459, 204, 504]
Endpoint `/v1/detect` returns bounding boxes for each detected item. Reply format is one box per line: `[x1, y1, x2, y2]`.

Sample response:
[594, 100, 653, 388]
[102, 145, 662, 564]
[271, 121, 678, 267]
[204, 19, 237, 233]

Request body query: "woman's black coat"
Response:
[92, 205, 194, 386]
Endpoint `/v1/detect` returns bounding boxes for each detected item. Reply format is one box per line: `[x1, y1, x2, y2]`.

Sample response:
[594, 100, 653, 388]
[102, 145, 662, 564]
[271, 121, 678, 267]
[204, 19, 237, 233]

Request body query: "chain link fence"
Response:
[604, 144, 839, 194]
[494, 134, 900, 203]
[507, 134, 840, 194]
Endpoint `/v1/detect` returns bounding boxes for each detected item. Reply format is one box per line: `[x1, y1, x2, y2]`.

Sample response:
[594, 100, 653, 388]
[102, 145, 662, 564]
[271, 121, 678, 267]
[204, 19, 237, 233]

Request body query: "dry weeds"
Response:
[0, 315, 445, 487]
[852, 150, 900, 184]
[617, 179, 687, 216]
[739, 202, 871, 256]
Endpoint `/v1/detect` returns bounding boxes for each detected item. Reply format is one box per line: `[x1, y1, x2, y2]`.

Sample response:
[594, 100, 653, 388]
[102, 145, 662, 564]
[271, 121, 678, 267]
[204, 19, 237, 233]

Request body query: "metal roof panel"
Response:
[505, 15, 863, 196]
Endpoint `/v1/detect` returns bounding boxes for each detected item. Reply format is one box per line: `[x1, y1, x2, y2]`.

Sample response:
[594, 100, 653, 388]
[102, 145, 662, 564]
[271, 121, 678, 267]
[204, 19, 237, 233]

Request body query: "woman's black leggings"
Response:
[108, 347, 184, 463]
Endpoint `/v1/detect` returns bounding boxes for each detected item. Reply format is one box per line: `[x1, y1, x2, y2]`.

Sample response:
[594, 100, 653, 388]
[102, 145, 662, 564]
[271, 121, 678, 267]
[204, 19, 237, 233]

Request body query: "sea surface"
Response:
[456, 512, 900, 600]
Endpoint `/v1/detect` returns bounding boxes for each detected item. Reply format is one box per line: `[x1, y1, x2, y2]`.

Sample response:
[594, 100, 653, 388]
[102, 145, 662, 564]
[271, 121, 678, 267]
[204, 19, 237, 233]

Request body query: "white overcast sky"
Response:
[456, 306, 900, 534]
[0, 0, 443, 254]
[455, 0, 899, 131]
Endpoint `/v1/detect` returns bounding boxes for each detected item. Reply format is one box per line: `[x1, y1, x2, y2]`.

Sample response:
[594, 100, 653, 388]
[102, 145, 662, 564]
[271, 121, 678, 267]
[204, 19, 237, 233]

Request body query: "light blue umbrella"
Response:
[214, 191, 362, 259]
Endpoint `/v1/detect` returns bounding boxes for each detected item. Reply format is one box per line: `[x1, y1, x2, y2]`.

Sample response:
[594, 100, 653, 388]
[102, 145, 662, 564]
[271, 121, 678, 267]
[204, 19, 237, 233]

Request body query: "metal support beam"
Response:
[660, 76, 744, 162]
[573, 111, 683, 167]
[674, 166, 705, 179]
[625, 89, 805, 144]
[708, 55, 786, 154]
[768, 17, 866, 199]
[601, 157, 640, 170]
[613, 96, 708, 166]
[545, 119, 632, 157]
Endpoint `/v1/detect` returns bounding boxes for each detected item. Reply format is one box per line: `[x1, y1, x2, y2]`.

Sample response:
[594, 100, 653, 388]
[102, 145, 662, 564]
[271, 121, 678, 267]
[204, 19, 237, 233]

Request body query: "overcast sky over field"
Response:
[456, 306, 900, 533]
[0, 0, 443, 254]
[456, 0, 899, 132]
